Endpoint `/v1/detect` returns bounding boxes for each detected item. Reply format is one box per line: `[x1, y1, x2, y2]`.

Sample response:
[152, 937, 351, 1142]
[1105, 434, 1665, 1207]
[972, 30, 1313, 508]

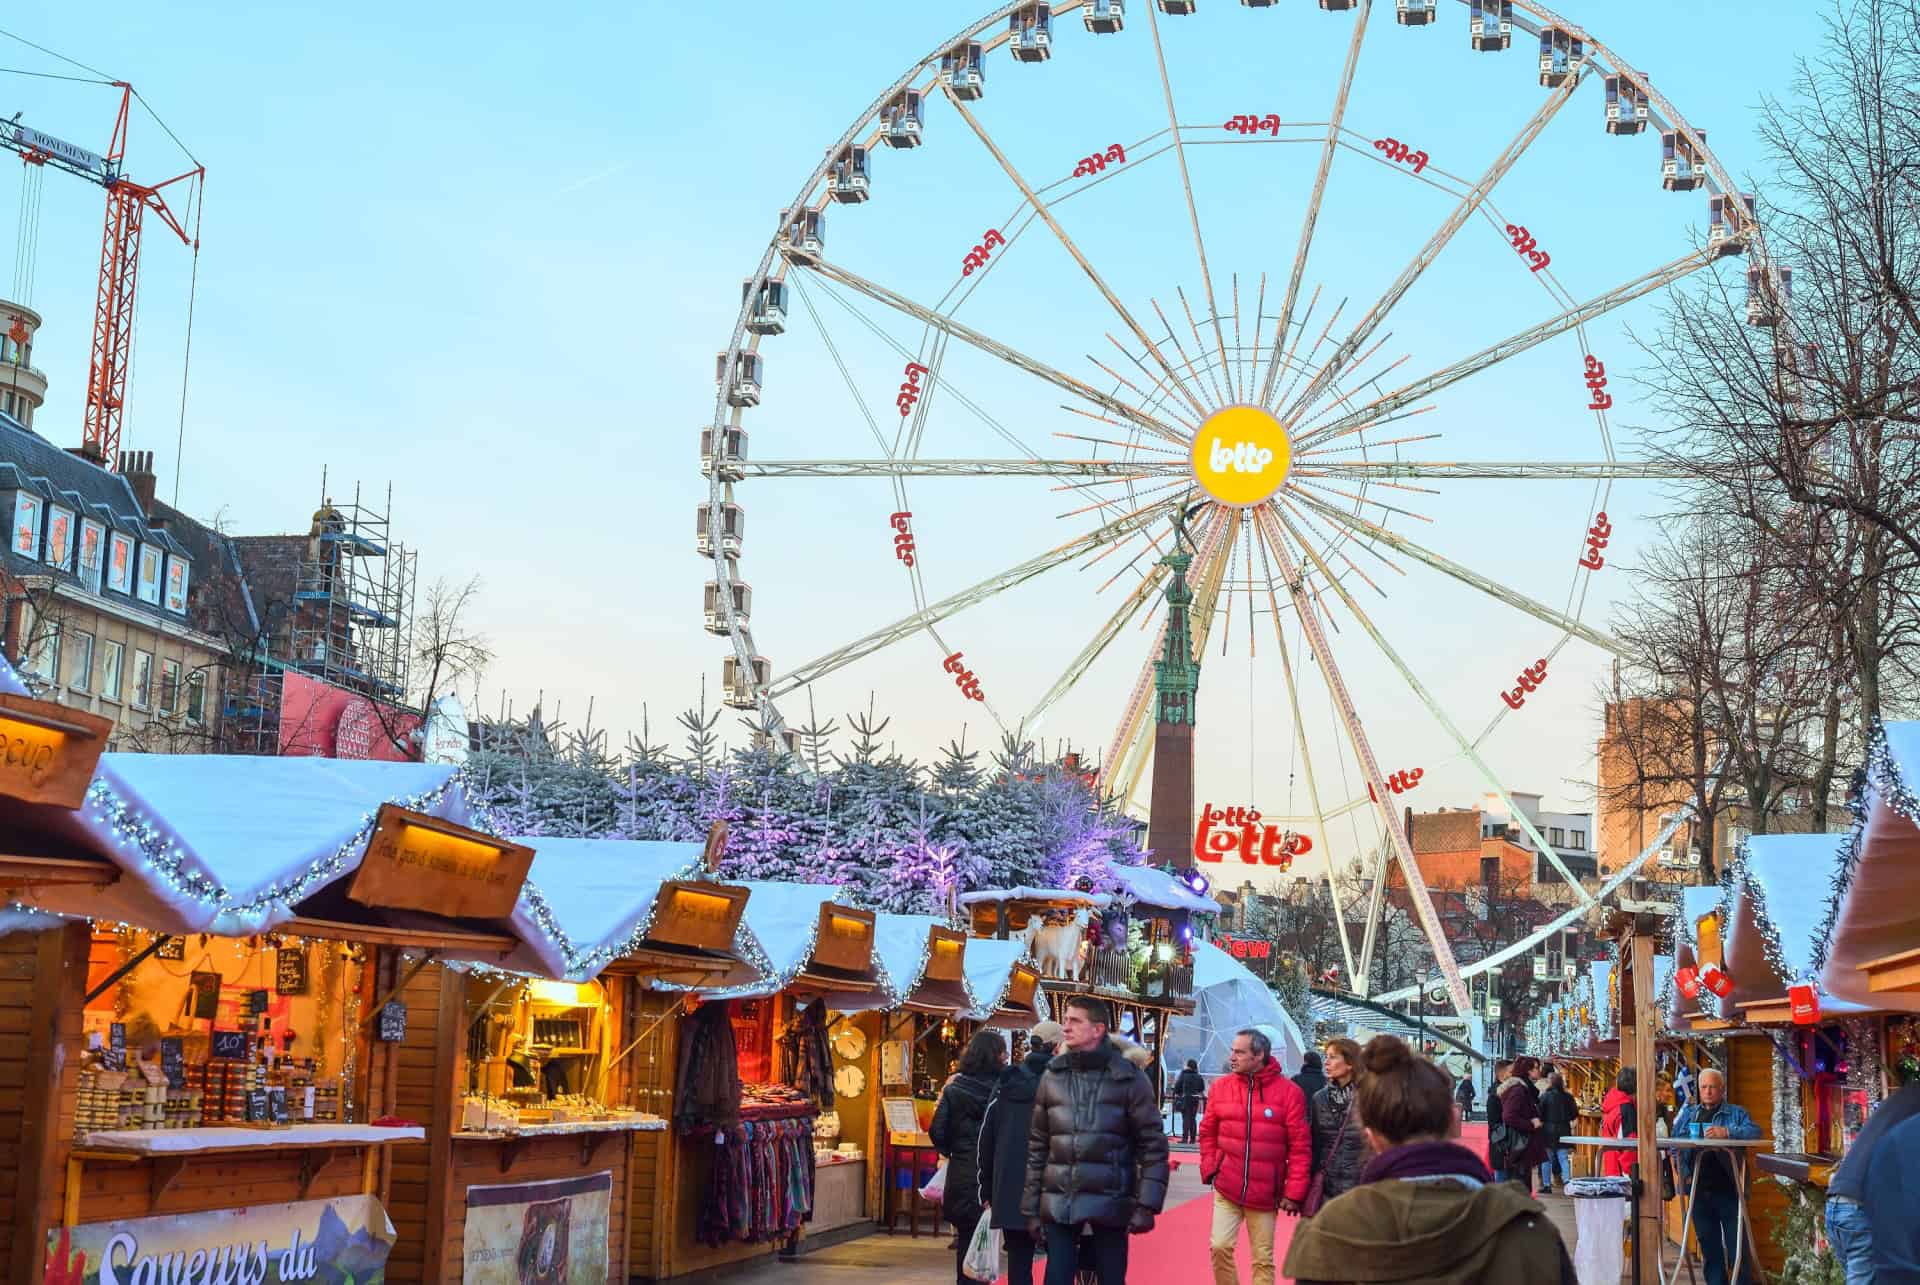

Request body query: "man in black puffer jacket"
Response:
[1022, 997, 1169, 1285]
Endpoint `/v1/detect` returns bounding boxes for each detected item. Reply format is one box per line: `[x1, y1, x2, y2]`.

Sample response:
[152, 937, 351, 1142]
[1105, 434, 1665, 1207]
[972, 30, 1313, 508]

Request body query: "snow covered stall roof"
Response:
[0, 754, 543, 962]
[1822, 721, 1920, 1012]
[1726, 831, 1869, 1023]
[675, 880, 887, 1005]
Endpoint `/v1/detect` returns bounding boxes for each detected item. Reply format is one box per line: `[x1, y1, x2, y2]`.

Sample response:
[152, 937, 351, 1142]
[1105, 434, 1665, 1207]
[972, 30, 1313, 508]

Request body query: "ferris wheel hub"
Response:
[1188, 403, 1292, 507]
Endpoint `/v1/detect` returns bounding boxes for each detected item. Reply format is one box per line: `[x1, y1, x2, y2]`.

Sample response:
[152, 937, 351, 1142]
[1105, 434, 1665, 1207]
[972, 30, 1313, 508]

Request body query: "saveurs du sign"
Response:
[1194, 805, 1312, 869]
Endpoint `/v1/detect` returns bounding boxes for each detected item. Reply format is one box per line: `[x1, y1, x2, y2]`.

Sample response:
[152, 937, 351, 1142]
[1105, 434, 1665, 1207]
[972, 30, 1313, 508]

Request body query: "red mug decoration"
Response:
[1676, 966, 1701, 1000]
[1700, 964, 1733, 998]
[1788, 983, 1820, 1025]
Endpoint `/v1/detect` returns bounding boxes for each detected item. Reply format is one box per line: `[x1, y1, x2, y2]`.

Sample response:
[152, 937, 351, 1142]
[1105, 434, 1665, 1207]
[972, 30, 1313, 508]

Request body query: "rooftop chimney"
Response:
[116, 449, 158, 516]
[67, 442, 106, 468]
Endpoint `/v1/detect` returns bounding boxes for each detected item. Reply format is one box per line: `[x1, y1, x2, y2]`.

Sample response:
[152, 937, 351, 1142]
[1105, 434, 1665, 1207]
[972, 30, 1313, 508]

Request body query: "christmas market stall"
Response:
[375, 835, 755, 1283]
[960, 864, 1210, 1092]
[1718, 832, 1870, 1279]
[0, 741, 542, 1284]
[638, 880, 886, 1280]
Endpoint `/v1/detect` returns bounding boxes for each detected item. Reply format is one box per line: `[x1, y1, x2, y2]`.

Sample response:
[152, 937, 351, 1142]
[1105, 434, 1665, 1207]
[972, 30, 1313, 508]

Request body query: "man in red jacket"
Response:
[1199, 1029, 1310, 1285]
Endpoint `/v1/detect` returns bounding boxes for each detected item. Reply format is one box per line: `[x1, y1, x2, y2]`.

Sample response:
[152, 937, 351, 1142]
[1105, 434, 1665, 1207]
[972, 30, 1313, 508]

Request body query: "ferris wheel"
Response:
[701, 0, 1767, 1016]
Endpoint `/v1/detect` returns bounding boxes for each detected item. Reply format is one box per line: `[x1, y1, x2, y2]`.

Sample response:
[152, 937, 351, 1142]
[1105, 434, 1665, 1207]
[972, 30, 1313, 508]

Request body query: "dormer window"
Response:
[78, 519, 105, 591]
[106, 531, 134, 594]
[136, 542, 162, 605]
[44, 505, 74, 570]
[163, 554, 190, 615]
[10, 491, 40, 557]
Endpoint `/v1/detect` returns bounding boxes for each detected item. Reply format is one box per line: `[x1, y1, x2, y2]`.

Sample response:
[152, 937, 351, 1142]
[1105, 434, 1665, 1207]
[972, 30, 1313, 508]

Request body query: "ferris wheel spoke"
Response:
[1269, 506, 1602, 905]
[1292, 246, 1717, 454]
[941, 88, 1212, 420]
[1252, 505, 1473, 1017]
[1260, 0, 1373, 409]
[738, 458, 1185, 479]
[1280, 71, 1583, 426]
[800, 256, 1186, 447]
[1021, 559, 1171, 737]
[1146, 0, 1233, 399]
[1302, 459, 1694, 482]
[1284, 488, 1624, 654]
[765, 495, 1181, 699]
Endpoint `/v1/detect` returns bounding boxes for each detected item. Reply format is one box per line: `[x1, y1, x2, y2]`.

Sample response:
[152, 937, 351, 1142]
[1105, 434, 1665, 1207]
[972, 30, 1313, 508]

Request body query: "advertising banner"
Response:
[45, 1193, 396, 1284]
[462, 1170, 612, 1284]
[278, 672, 421, 761]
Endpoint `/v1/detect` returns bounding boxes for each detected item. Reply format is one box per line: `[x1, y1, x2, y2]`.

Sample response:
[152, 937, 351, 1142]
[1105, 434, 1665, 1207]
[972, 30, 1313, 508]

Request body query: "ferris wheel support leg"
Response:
[1262, 0, 1373, 409]
[1271, 507, 1601, 904]
[942, 88, 1211, 420]
[1251, 517, 1361, 989]
[1256, 507, 1474, 1019]
[1282, 70, 1582, 427]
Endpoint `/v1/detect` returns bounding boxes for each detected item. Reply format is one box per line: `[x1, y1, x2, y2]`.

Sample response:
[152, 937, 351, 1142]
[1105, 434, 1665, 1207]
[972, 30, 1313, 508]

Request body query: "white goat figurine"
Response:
[1024, 909, 1091, 982]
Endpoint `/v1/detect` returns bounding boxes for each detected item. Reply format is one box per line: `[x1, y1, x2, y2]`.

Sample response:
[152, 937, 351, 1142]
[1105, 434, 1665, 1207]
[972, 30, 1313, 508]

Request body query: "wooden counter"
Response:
[811, 1157, 868, 1235]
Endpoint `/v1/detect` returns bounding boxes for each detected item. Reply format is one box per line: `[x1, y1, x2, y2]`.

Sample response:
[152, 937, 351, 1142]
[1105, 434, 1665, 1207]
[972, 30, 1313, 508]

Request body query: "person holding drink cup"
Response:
[1671, 1068, 1761, 1285]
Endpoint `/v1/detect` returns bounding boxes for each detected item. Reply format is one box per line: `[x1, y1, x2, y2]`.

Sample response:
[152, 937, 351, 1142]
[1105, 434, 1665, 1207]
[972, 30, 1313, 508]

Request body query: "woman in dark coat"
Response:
[931, 1030, 1007, 1284]
[1172, 1058, 1207, 1144]
[978, 1022, 1062, 1285]
[1310, 1037, 1369, 1206]
[1497, 1055, 1549, 1194]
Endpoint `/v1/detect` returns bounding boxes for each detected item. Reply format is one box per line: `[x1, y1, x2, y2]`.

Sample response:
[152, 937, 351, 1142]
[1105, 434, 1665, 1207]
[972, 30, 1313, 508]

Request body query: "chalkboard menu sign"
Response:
[246, 989, 269, 1018]
[160, 1037, 185, 1090]
[155, 936, 185, 961]
[274, 946, 308, 996]
[376, 1000, 407, 1043]
[189, 971, 221, 1021]
[102, 1022, 126, 1071]
[245, 1087, 269, 1123]
[210, 1029, 250, 1061]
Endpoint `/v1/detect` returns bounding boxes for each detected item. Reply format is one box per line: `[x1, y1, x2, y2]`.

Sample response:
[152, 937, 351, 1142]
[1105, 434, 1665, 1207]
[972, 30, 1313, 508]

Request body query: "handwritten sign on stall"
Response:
[377, 1001, 408, 1043]
[210, 1029, 250, 1061]
[160, 1037, 185, 1090]
[274, 946, 308, 996]
[189, 971, 221, 1021]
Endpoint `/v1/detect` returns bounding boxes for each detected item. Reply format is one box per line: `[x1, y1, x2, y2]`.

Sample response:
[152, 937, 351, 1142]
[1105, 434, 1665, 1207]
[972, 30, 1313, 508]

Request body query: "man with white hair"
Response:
[1672, 1066, 1762, 1285]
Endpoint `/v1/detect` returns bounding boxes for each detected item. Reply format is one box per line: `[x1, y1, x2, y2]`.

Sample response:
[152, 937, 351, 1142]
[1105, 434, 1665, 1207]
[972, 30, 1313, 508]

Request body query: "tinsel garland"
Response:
[1843, 1016, 1884, 1120]
[1808, 718, 1894, 982]
[1772, 1035, 1806, 1146]
[512, 853, 703, 979]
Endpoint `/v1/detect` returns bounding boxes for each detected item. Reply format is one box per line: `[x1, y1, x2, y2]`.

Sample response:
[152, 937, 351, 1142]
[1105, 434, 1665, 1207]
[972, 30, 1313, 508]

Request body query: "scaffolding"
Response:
[222, 476, 417, 756]
[289, 478, 416, 698]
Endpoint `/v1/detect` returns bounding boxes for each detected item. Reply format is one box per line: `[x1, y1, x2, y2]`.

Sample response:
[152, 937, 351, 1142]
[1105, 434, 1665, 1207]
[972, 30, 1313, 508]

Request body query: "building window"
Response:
[68, 631, 93, 693]
[131, 649, 153, 708]
[1571, 829, 1586, 850]
[160, 659, 181, 714]
[1480, 856, 1500, 884]
[1550, 826, 1565, 846]
[185, 670, 206, 725]
[26, 616, 59, 681]
[101, 640, 124, 701]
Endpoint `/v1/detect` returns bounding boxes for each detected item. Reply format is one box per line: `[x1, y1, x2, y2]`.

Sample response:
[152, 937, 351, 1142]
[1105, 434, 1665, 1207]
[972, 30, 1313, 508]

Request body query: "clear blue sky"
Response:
[5, 2, 1826, 876]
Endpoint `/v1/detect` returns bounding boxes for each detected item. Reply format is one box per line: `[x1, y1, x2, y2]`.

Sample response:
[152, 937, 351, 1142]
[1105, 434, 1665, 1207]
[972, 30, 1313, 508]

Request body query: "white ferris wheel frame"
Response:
[703, 0, 1760, 1019]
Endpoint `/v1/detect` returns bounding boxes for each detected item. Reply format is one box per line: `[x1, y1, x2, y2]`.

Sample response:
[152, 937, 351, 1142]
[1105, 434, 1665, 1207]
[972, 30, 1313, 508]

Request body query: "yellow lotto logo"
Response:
[1189, 404, 1291, 506]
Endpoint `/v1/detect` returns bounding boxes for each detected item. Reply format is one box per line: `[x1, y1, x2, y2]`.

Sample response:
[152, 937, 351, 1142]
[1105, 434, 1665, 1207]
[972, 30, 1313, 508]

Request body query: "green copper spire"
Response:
[1154, 546, 1200, 725]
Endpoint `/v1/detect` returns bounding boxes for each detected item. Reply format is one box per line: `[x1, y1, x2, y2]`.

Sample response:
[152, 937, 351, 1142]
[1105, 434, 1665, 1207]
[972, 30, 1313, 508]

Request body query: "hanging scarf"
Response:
[675, 1003, 743, 1136]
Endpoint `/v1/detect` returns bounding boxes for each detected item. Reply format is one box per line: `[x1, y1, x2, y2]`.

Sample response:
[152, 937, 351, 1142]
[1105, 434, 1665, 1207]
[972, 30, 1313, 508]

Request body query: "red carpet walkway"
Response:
[1014, 1121, 1494, 1284]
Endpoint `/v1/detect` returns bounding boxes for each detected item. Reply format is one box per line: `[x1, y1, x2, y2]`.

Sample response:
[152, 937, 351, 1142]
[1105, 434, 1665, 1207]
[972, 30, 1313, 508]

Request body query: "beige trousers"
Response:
[1209, 1191, 1278, 1285]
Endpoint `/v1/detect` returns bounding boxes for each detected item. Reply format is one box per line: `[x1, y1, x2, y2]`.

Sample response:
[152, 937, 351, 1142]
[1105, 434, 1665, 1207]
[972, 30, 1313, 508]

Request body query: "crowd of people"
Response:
[926, 1003, 1920, 1285]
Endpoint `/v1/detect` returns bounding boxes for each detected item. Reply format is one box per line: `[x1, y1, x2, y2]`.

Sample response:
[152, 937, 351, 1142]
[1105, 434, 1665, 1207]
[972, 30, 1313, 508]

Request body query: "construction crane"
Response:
[1, 82, 202, 469]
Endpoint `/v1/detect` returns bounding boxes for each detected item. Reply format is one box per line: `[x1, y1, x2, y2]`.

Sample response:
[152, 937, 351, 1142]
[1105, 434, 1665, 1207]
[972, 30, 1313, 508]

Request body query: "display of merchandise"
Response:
[675, 1002, 745, 1135]
[75, 1063, 203, 1136]
[780, 1000, 835, 1108]
[696, 1114, 818, 1246]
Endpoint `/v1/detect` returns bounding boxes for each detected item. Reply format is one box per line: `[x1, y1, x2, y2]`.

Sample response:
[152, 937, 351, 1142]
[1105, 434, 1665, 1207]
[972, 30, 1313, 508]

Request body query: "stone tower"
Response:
[1146, 539, 1200, 870]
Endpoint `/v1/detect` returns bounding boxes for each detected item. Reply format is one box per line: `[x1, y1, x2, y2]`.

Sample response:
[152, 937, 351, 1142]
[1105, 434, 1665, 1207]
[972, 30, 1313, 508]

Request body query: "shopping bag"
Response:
[962, 1210, 1002, 1282]
[919, 1158, 949, 1202]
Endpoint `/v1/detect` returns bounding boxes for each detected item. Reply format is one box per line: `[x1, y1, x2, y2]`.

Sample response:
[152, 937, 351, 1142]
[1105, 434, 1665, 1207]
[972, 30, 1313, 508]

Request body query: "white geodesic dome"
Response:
[1164, 941, 1307, 1081]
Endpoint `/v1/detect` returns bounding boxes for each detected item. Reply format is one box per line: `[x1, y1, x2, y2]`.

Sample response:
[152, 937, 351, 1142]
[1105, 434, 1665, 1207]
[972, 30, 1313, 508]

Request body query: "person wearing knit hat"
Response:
[978, 1024, 1065, 1284]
